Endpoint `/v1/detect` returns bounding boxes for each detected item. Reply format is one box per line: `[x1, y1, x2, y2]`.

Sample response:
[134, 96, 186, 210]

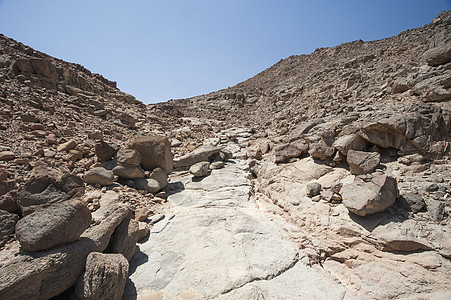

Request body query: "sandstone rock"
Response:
[333, 134, 368, 155]
[95, 140, 119, 162]
[0, 190, 19, 212]
[272, 140, 308, 163]
[135, 206, 152, 222]
[341, 174, 398, 216]
[108, 218, 140, 261]
[173, 144, 221, 169]
[190, 161, 210, 177]
[0, 151, 15, 161]
[83, 167, 115, 186]
[308, 139, 334, 160]
[116, 148, 141, 166]
[0, 209, 18, 247]
[113, 164, 145, 179]
[128, 135, 173, 174]
[306, 182, 322, 197]
[15, 200, 92, 251]
[0, 192, 129, 299]
[346, 150, 380, 175]
[75, 252, 129, 300]
[57, 139, 77, 152]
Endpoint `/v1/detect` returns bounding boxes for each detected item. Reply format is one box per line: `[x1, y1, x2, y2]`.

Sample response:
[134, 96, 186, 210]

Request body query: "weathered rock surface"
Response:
[0, 209, 19, 247]
[95, 141, 119, 162]
[108, 218, 140, 261]
[128, 135, 173, 174]
[15, 200, 92, 251]
[346, 150, 380, 175]
[75, 252, 129, 300]
[0, 191, 129, 300]
[173, 144, 222, 169]
[83, 167, 115, 186]
[189, 161, 210, 177]
[341, 174, 398, 216]
[272, 140, 308, 163]
[113, 164, 145, 179]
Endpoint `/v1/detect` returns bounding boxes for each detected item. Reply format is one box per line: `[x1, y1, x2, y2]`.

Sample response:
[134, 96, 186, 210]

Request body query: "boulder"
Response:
[0, 209, 19, 247]
[116, 148, 141, 166]
[0, 192, 129, 300]
[190, 161, 210, 177]
[360, 121, 405, 149]
[15, 200, 92, 251]
[95, 140, 119, 162]
[426, 199, 445, 222]
[423, 46, 451, 66]
[108, 218, 140, 261]
[346, 150, 380, 175]
[0, 167, 9, 182]
[57, 139, 77, 152]
[128, 135, 173, 174]
[19, 171, 85, 216]
[134, 168, 168, 193]
[308, 139, 334, 160]
[0, 181, 16, 196]
[333, 134, 368, 155]
[135, 206, 152, 222]
[341, 174, 398, 216]
[173, 144, 221, 169]
[113, 164, 145, 179]
[306, 182, 322, 197]
[272, 140, 308, 163]
[83, 167, 115, 186]
[210, 161, 224, 169]
[75, 252, 129, 300]
[0, 190, 19, 212]
[0, 151, 15, 161]
[398, 192, 425, 213]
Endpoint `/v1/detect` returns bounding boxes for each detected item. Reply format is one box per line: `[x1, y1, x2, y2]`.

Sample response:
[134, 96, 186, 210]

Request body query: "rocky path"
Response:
[124, 158, 357, 299]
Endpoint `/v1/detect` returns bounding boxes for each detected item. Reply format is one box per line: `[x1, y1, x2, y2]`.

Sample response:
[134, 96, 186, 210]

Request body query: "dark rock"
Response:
[128, 135, 173, 174]
[306, 182, 322, 197]
[0, 190, 19, 212]
[95, 141, 119, 162]
[108, 218, 140, 261]
[83, 167, 115, 186]
[116, 148, 141, 166]
[346, 150, 380, 175]
[0, 209, 19, 247]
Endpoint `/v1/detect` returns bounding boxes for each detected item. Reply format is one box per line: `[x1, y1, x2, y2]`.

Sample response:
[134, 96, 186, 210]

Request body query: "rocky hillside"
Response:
[0, 10, 450, 300]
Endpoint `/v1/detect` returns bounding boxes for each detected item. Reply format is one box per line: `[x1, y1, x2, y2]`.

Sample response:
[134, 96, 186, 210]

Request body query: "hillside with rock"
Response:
[1, 10, 451, 300]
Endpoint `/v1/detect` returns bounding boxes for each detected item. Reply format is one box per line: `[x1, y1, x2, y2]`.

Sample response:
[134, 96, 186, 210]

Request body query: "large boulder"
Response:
[0, 190, 19, 212]
[308, 139, 334, 160]
[128, 135, 173, 174]
[0, 192, 129, 300]
[333, 134, 368, 155]
[83, 167, 115, 186]
[75, 252, 129, 300]
[15, 200, 92, 251]
[346, 150, 380, 175]
[116, 148, 141, 166]
[0, 209, 19, 247]
[173, 144, 221, 169]
[341, 174, 398, 216]
[272, 140, 308, 163]
[108, 218, 140, 261]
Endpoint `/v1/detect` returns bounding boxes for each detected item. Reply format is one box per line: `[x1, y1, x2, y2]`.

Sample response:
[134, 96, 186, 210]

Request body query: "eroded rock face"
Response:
[341, 174, 398, 216]
[128, 135, 173, 174]
[15, 200, 92, 251]
[75, 252, 129, 300]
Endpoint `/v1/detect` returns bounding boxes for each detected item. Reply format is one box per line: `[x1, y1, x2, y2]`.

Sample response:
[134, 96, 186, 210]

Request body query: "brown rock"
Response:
[57, 139, 77, 152]
[0, 151, 15, 161]
[0, 190, 19, 212]
[108, 218, 140, 261]
[116, 148, 141, 166]
[95, 140, 119, 162]
[128, 135, 173, 174]
[75, 252, 129, 300]
[135, 206, 152, 222]
[47, 133, 58, 145]
[15, 200, 92, 251]
[308, 139, 334, 160]
[0, 209, 19, 247]
[189, 161, 210, 177]
[113, 164, 145, 179]
[272, 140, 308, 163]
[173, 144, 220, 169]
[83, 167, 115, 186]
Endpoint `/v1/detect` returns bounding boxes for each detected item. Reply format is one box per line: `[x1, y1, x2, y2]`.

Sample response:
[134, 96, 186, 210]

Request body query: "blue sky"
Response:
[0, 1, 450, 104]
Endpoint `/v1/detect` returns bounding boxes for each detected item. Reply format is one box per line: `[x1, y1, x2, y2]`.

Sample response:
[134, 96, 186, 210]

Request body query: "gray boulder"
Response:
[333, 134, 368, 155]
[308, 139, 334, 160]
[15, 200, 92, 251]
[341, 174, 398, 216]
[83, 167, 115, 186]
[134, 168, 168, 193]
[190, 161, 210, 177]
[174, 144, 221, 169]
[426, 199, 445, 222]
[306, 182, 322, 197]
[272, 140, 308, 163]
[113, 164, 145, 179]
[116, 148, 141, 166]
[128, 135, 173, 174]
[75, 252, 129, 300]
[108, 218, 140, 261]
[346, 150, 380, 175]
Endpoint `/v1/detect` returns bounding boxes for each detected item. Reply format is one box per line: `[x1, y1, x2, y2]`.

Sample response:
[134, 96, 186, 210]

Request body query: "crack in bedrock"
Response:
[220, 251, 300, 295]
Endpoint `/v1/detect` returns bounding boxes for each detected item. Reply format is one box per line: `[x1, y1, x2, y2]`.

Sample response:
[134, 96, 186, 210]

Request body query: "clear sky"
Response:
[0, 1, 450, 104]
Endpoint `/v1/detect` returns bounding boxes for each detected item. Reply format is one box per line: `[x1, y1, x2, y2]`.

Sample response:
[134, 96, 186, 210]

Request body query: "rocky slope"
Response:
[0, 10, 450, 300]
